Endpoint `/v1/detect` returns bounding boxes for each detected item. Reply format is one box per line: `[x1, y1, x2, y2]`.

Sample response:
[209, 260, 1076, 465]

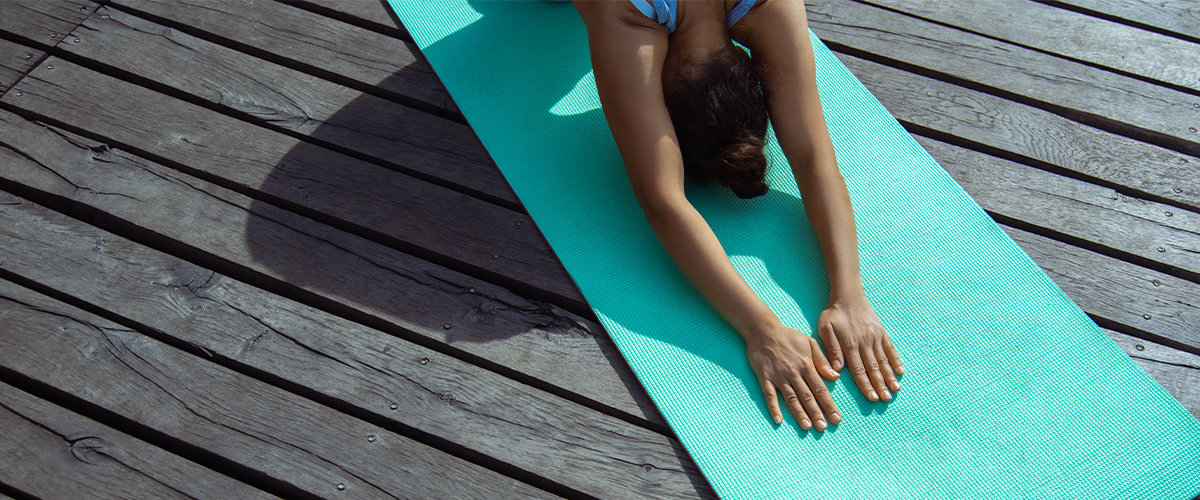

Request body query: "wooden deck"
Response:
[0, 0, 1196, 497]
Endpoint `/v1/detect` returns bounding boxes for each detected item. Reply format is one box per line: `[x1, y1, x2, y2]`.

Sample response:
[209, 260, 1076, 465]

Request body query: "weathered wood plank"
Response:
[0, 0, 96, 46]
[2, 56, 580, 305]
[808, 0, 1200, 156]
[60, 6, 507, 204]
[913, 135, 1199, 280]
[0, 107, 664, 429]
[281, 0, 402, 35]
[1054, 0, 1200, 40]
[110, 0, 452, 112]
[1004, 225, 1199, 349]
[835, 51, 1200, 210]
[1104, 328, 1200, 420]
[0, 246, 557, 500]
[869, 0, 1200, 92]
[0, 39, 41, 94]
[0, 195, 708, 499]
[0, 380, 276, 499]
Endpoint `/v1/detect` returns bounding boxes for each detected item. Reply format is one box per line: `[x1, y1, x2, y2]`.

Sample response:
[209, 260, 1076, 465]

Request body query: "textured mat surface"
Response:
[387, 1, 1200, 498]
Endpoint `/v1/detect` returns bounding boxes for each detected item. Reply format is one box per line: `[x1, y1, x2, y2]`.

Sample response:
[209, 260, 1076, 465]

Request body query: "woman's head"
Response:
[664, 41, 770, 199]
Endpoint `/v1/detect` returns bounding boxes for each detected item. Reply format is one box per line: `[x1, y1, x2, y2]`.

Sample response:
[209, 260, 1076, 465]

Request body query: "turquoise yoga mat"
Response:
[387, 1, 1200, 498]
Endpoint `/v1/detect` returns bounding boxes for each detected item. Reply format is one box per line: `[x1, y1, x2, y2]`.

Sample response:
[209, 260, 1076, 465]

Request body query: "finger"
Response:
[875, 341, 900, 393]
[846, 347, 878, 401]
[819, 322, 843, 371]
[861, 346, 890, 402]
[808, 337, 839, 380]
[883, 334, 905, 375]
[762, 379, 783, 425]
[779, 383, 812, 430]
[800, 365, 840, 426]
[790, 372, 825, 431]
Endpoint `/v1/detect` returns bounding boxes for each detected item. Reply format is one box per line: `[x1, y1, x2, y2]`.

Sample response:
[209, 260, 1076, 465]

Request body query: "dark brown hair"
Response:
[664, 42, 770, 199]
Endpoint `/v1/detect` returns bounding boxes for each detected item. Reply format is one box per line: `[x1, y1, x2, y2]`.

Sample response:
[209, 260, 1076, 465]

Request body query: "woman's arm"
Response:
[736, 0, 904, 402]
[575, 1, 840, 430]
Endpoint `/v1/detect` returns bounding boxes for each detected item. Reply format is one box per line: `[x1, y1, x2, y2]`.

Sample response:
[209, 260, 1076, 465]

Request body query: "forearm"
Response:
[644, 198, 781, 341]
[794, 148, 866, 305]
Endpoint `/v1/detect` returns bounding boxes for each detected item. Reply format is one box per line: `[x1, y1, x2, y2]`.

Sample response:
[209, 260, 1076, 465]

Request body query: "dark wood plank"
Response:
[60, 6, 508, 205]
[1003, 225, 1200, 349]
[110, 0, 452, 112]
[869, 0, 1200, 92]
[1054, 0, 1200, 40]
[0, 241, 557, 500]
[836, 51, 1200, 210]
[0, 380, 276, 499]
[1104, 328, 1200, 420]
[0, 0, 96, 46]
[0, 195, 707, 499]
[282, 0, 402, 35]
[0, 107, 664, 429]
[2, 56, 580, 306]
[913, 135, 1199, 281]
[0, 39, 41, 94]
[808, 0, 1200, 155]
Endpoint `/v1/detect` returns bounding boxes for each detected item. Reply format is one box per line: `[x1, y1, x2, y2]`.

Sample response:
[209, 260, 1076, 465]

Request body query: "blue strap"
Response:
[630, 0, 677, 33]
[725, 0, 759, 28]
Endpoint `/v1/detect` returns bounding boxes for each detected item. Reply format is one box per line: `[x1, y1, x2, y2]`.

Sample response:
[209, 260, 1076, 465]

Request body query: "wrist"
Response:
[736, 313, 784, 345]
[828, 282, 867, 308]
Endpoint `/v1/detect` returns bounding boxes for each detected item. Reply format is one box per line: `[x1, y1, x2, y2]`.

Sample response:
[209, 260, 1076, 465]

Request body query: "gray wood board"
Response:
[0, 107, 664, 429]
[290, 0, 404, 34]
[1055, 0, 1199, 40]
[1103, 328, 1200, 420]
[1004, 225, 1199, 350]
[0, 242, 557, 500]
[110, 0, 453, 112]
[0, 39, 41, 94]
[835, 51, 1200, 211]
[61, 6, 510, 205]
[0, 380, 277, 499]
[915, 135, 1200, 283]
[866, 0, 1200, 92]
[0, 0, 96, 47]
[0, 193, 707, 499]
[3, 56, 580, 305]
[808, 0, 1200, 155]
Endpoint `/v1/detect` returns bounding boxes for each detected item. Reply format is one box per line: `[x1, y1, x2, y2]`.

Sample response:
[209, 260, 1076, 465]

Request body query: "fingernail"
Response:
[869, 391, 878, 400]
[801, 418, 811, 429]
[815, 419, 826, 430]
[882, 390, 892, 401]
[773, 415, 782, 425]
[897, 365, 905, 375]
[892, 381, 901, 391]
[833, 360, 842, 370]
[831, 412, 841, 423]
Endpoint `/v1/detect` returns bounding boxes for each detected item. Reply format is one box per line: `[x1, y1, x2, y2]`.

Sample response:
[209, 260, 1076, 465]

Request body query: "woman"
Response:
[572, 0, 904, 431]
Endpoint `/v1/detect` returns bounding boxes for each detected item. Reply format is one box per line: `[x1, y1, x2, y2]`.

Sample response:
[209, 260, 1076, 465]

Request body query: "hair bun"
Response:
[717, 132, 768, 199]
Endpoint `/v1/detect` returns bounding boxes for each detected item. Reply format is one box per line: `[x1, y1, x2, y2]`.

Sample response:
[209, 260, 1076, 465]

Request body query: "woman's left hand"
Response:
[817, 295, 904, 402]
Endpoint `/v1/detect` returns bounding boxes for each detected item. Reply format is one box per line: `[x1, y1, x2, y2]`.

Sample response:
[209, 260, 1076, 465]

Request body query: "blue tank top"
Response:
[629, 0, 760, 34]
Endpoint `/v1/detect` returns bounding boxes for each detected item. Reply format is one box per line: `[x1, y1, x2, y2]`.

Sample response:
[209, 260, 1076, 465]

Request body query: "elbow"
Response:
[634, 188, 689, 226]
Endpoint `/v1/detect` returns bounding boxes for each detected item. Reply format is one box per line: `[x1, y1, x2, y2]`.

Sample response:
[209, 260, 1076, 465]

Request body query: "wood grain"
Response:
[0, 0, 96, 46]
[1053, 0, 1200, 40]
[868, 0, 1200, 92]
[1104, 328, 1200, 420]
[0, 380, 277, 499]
[915, 135, 1200, 279]
[0, 107, 664, 429]
[111, 0, 451, 111]
[3, 56, 581, 306]
[283, 0, 402, 35]
[0, 39, 41, 94]
[1004, 226, 1200, 349]
[808, 0, 1200, 155]
[60, 7, 506, 204]
[0, 251, 557, 500]
[836, 51, 1200, 210]
[0, 194, 709, 499]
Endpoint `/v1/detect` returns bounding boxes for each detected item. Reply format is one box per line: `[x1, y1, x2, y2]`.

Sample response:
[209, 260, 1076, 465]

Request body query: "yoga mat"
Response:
[386, 1, 1200, 498]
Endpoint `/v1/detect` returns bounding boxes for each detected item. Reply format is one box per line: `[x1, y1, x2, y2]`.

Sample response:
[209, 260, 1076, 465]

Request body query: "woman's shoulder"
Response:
[572, 0, 665, 33]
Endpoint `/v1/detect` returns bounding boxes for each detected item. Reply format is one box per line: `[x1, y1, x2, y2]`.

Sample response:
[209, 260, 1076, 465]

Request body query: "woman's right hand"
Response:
[745, 324, 841, 431]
